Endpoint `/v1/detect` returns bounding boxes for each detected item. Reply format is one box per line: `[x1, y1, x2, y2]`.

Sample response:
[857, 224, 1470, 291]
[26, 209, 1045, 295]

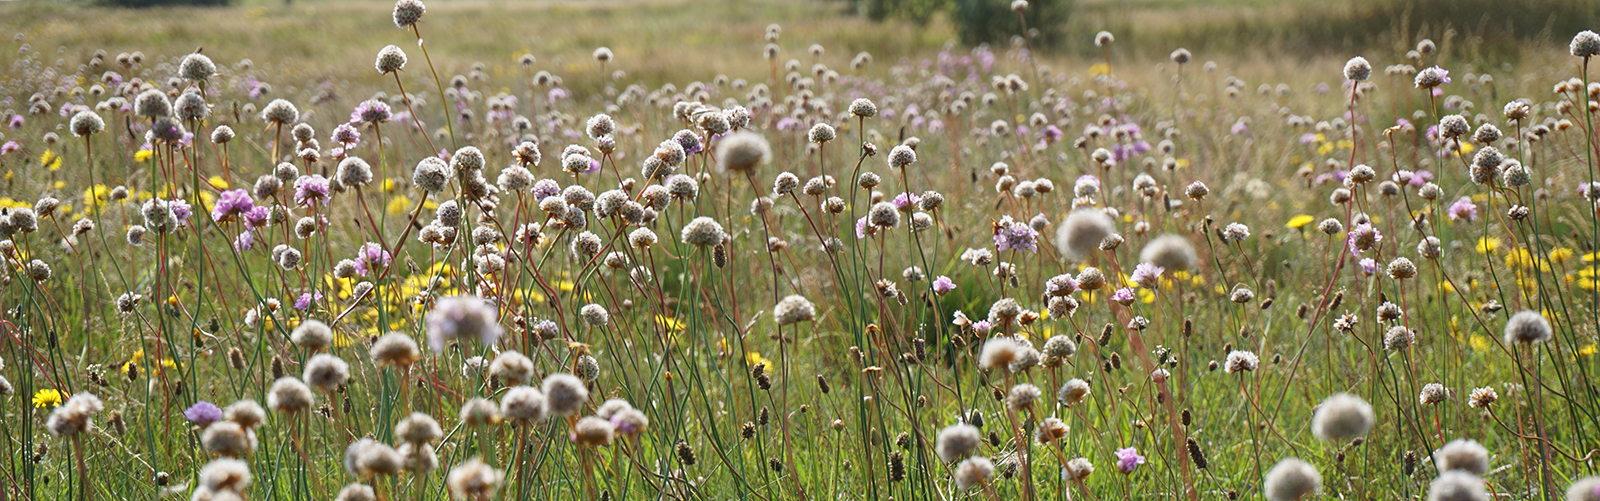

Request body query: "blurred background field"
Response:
[4, 0, 1596, 90]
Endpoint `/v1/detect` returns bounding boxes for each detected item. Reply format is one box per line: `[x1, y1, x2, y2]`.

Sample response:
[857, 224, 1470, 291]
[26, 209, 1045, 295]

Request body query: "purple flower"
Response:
[892, 192, 922, 211]
[1346, 222, 1382, 255]
[855, 216, 871, 239]
[1230, 120, 1249, 135]
[1115, 447, 1145, 473]
[1110, 287, 1136, 306]
[0, 141, 16, 154]
[294, 291, 324, 311]
[1042, 125, 1063, 143]
[971, 320, 993, 334]
[353, 242, 392, 276]
[547, 88, 569, 102]
[170, 199, 193, 226]
[1358, 258, 1377, 276]
[1430, 66, 1451, 84]
[611, 415, 643, 434]
[294, 175, 331, 207]
[350, 99, 392, 125]
[184, 401, 224, 425]
[1046, 275, 1079, 295]
[234, 231, 254, 251]
[332, 123, 361, 146]
[531, 179, 561, 201]
[211, 189, 255, 223]
[8, 115, 22, 129]
[932, 276, 956, 296]
[1131, 262, 1164, 289]
[243, 206, 269, 229]
[993, 216, 1040, 253]
[1447, 196, 1478, 221]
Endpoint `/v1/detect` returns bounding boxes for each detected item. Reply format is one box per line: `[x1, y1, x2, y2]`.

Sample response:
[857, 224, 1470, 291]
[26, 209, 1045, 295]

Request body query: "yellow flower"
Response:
[1582, 344, 1598, 357]
[1469, 334, 1490, 353]
[746, 351, 773, 369]
[1550, 247, 1575, 262]
[208, 176, 229, 189]
[387, 195, 440, 215]
[1286, 214, 1315, 229]
[40, 150, 60, 171]
[32, 388, 63, 409]
[656, 315, 686, 332]
[1475, 237, 1501, 254]
[1088, 63, 1110, 76]
[134, 149, 153, 162]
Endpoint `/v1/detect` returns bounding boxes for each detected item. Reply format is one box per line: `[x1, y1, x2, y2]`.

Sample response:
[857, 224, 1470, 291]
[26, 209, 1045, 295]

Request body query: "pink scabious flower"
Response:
[993, 216, 1040, 253]
[932, 276, 957, 296]
[1115, 447, 1145, 473]
[233, 231, 254, 251]
[1358, 258, 1377, 276]
[1447, 196, 1478, 221]
[353, 242, 392, 276]
[211, 189, 255, 223]
[1130, 262, 1163, 289]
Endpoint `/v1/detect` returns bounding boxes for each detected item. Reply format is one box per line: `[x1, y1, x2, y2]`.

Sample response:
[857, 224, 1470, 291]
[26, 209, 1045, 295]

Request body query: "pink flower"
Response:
[1115, 447, 1145, 473]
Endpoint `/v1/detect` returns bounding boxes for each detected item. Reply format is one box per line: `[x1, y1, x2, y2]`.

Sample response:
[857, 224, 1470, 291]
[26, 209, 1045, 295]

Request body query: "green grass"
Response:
[0, 1, 1597, 501]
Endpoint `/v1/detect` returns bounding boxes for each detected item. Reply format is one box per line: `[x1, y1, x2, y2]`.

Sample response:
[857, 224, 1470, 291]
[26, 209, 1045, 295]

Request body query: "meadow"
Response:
[0, 0, 1598, 500]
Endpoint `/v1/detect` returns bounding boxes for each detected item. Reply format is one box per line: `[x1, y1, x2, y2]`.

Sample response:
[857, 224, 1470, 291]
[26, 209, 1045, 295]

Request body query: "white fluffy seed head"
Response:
[1263, 457, 1321, 501]
[1503, 310, 1552, 345]
[1311, 393, 1375, 443]
[1057, 209, 1116, 260]
[936, 423, 981, 462]
[1428, 471, 1488, 501]
[1434, 438, 1490, 475]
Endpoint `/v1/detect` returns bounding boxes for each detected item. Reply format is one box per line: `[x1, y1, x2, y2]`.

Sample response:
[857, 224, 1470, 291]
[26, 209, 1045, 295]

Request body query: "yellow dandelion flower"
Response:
[1089, 63, 1110, 76]
[40, 150, 60, 171]
[134, 149, 153, 162]
[746, 351, 773, 369]
[1469, 334, 1490, 352]
[31, 389, 64, 409]
[1550, 247, 1575, 262]
[208, 176, 228, 190]
[1286, 214, 1315, 229]
[1581, 344, 1598, 357]
[1475, 237, 1501, 254]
